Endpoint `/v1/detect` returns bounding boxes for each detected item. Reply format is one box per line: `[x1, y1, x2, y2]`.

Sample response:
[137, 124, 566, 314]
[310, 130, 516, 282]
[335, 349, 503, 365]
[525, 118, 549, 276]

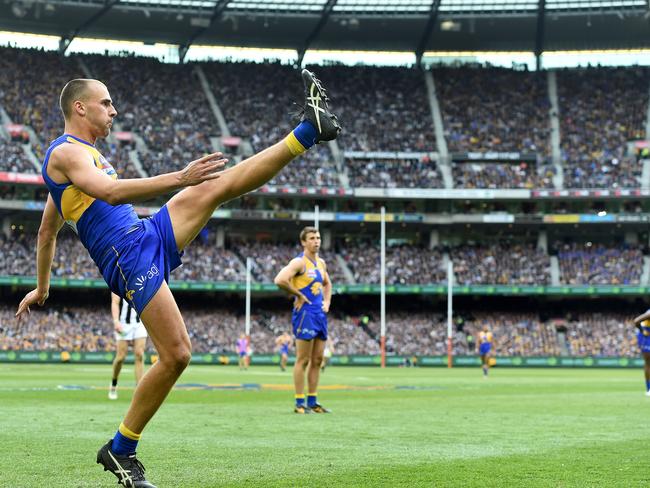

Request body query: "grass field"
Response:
[0, 363, 647, 487]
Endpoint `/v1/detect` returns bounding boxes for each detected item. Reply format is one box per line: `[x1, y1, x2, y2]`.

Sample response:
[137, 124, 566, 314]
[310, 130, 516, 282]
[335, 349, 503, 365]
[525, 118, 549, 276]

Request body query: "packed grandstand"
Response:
[1, 45, 649, 359]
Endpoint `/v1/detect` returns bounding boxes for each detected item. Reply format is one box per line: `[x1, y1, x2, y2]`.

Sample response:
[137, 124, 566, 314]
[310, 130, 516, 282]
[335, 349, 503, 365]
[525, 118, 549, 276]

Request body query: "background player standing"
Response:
[237, 334, 248, 370]
[478, 325, 494, 378]
[274, 227, 332, 414]
[109, 292, 147, 400]
[275, 331, 292, 371]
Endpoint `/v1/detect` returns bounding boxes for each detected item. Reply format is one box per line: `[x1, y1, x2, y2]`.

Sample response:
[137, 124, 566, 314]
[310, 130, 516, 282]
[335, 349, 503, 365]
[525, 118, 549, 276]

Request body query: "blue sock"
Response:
[292, 120, 317, 150]
[307, 394, 318, 408]
[295, 394, 306, 407]
[111, 426, 139, 455]
[645, 380, 650, 391]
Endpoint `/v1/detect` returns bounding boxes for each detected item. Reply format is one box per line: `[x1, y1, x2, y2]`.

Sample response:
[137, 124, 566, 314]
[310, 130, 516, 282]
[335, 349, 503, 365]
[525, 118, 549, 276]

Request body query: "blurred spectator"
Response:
[434, 66, 550, 155]
[558, 67, 649, 189]
[556, 242, 642, 285]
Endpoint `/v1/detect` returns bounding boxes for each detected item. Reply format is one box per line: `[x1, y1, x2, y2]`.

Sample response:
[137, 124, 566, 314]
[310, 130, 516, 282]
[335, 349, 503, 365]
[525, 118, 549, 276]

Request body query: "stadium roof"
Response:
[0, 0, 648, 57]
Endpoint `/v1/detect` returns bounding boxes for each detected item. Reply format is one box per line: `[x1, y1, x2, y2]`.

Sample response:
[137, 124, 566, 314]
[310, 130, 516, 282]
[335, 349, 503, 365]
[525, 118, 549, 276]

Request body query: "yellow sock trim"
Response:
[285, 132, 307, 156]
[295, 394, 305, 399]
[307, 393, 317, 397]
[119, 422, 142, 441]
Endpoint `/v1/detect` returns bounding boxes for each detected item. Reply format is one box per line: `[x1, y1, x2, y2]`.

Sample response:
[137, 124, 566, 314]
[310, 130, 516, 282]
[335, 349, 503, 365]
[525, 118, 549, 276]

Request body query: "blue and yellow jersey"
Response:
[479, 331, 493, 345]
[291, 253, 326, 312]
[42, 134, 139, 267]
[640, 319, 650, 336]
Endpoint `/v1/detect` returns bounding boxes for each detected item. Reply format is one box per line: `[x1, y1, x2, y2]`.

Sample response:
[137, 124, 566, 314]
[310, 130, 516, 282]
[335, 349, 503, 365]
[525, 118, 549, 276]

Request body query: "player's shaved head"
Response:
[59, 79, 103, 119]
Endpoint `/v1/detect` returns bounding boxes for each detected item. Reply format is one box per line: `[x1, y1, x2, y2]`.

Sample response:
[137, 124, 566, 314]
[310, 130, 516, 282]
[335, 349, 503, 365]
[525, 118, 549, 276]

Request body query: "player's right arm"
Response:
[274, 258, 311, 309]
[633, 310, 650, 325]
[16, 195, 64, 319]
[111, 292, 123, 334]
[49, 144, 228, 205]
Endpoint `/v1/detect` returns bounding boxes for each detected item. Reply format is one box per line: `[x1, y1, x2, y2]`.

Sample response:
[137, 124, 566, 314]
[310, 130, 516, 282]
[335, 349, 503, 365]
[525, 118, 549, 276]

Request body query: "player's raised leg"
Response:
[293, 339, 314, 414]
[97, 283, 190, 488]
[167, 70, 340, 251]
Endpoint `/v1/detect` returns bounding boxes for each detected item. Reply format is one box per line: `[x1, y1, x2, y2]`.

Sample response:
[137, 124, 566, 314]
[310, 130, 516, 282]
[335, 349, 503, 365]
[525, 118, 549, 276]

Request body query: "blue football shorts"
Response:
[638, 332, 650, 353]
[479, 343, 492, 355]
[102, 205, 182, 316]
[292, 309, 328, 341]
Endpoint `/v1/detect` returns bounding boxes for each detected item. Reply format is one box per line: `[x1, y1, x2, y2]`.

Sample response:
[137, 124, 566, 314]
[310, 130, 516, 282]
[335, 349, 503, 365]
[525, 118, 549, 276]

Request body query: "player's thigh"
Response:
[166, 184, 225, 252]
[140, 282, 191, 360]
[643, 352, 650, 365]
[310, 338, 326, 362]
[295, 339, 314, 361]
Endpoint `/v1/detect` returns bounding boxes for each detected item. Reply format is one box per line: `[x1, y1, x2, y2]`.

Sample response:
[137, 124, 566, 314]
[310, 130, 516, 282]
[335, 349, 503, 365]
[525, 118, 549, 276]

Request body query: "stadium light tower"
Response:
[296, 0, 338, 67]
[415, 0, 442, 68]
[178, 0, 231, 64]
[535, 0, 547, 71]
[58, 0, 121, 55]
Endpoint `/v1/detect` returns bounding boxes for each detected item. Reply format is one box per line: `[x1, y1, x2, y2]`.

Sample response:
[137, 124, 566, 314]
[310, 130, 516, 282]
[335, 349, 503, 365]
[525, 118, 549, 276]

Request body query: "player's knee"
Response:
[134, 349, 145, 362]
[161, 345, 192, 374]
[311, 355, 324, 368]
[114, 353, 126, 364]
[171, 347, 192, 373]
[296, 355, 310, 369]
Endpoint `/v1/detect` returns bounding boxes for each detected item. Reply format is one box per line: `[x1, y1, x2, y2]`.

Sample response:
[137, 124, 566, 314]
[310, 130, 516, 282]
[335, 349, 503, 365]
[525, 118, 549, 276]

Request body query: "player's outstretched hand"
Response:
[180, 152, 228, 186]
[15, 288, 49, 321]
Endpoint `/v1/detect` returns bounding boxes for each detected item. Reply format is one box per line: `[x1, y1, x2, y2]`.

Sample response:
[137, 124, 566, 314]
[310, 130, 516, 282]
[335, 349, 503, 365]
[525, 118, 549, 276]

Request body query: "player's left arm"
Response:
[16, 195, 65, 319]
[322, 260, 332, 313]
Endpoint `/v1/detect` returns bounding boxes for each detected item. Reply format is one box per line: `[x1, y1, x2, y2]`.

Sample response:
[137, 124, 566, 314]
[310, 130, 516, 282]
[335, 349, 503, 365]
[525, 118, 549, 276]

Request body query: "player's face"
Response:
[83, 82, 118, 138]
[301, 232, 321, 253]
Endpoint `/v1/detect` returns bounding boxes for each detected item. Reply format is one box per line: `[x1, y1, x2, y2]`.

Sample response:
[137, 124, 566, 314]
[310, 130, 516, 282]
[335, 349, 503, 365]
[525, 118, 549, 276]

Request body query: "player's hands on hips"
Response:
[322, 301, 330, 313]
[294, 293, 312, 311]
[180, 152, 228, 186]
[15, 288, 49, 320]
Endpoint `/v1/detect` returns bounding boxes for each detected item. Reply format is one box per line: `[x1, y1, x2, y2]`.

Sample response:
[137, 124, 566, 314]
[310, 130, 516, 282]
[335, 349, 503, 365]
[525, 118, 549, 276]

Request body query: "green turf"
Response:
[0, 364, 647, 487]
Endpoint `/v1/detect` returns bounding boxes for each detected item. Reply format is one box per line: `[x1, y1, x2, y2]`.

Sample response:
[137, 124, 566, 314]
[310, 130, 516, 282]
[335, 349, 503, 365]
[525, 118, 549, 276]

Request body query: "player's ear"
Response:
[74, 100, 86, 116]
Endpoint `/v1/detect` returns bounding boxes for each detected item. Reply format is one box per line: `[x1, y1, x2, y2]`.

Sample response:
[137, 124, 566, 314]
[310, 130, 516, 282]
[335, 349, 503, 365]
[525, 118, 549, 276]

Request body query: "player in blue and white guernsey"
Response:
[274, 227, 332, 414]
[632, 309, 650, 396]
[15, 73, 340, 487]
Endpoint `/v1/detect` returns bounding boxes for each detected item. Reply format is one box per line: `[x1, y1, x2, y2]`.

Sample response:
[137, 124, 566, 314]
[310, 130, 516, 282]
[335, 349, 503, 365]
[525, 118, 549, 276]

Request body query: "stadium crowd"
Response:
[452, 161, 554, 189]
[0, 304, 638, 358]
[1, 47, 648, 192]
[0, 140, 37, 174]
[434, 67, 551, 155]
[345, 157, 443, 188]
[4, 232, 648, 287]
[451, 243, 551, 285]
[558, 67, 649, 189]
[338, 243, 446, 285]
[555, 242, 643, 285]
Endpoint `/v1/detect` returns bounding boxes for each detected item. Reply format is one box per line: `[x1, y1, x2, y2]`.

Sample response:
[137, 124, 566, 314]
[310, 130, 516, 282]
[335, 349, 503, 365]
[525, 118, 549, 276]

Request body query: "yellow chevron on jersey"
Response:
[479, 331, 493, 344]
[292, 255, 325, 291]
[291, 254, 326, 310]
[59, 136, 118, 222]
